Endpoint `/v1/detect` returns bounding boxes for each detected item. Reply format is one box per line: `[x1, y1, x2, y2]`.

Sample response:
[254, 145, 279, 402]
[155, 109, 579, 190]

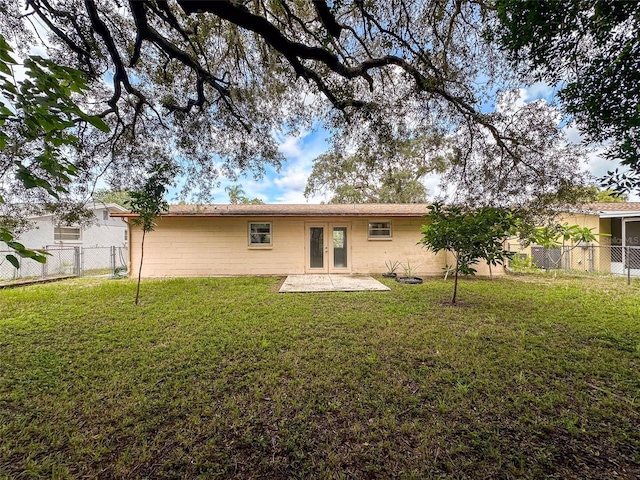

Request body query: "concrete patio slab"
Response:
[279, 274, 390, 293]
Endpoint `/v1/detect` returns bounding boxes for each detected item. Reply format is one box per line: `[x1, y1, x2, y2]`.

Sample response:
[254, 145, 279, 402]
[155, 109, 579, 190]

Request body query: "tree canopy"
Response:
[419, 201, 520, 304]
[305, 133, 449, 203]
[0, 0, 598, 208]
[443, 91, 591, 207]
[595, 189, 628, 204]
[225, 184, 264, 204]
[0, 32, 105, 265]
[92, 189, 133, 208]
[4, 0, 634, 223]
[128, 161, 175, 304]
[494, 0, 640, 193]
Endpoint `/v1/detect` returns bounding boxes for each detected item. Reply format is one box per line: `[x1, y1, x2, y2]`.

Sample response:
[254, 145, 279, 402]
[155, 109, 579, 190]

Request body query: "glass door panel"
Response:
[332, 227, 347, 268]
[309, 227, 324, 268]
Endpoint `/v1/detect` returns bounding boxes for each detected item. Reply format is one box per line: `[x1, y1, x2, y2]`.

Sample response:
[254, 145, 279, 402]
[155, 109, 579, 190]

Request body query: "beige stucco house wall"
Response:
[115, 202, 640, 279]
[116, 204, 499, 279]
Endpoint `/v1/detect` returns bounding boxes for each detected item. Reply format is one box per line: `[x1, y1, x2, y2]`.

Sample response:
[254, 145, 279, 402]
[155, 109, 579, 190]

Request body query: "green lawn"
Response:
[1, 275, 639, 479]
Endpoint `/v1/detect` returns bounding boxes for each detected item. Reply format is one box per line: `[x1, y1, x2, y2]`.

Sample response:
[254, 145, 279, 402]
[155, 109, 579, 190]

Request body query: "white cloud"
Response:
[240, 177, 273, 202]
[269, 128, 330, 203]
[273, 161, 310, 190]
[276, 134, 304, 158]
[562, 124, 610, 178]
[421, 173, 447, 201]
[564, 125, 584, 144]
[496, 88, 553, 114]
[522, 82, 556, 102]
[271, 160, 317, 203]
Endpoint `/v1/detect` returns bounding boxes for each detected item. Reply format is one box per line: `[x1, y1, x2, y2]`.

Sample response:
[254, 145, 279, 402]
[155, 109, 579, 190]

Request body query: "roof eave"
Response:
[111, 212, 427, 218]
[599, 212, 640, 218]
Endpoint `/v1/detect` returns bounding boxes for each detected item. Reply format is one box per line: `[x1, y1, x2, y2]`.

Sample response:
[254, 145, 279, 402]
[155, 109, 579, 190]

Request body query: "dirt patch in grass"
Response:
[269, 276, 287, 293]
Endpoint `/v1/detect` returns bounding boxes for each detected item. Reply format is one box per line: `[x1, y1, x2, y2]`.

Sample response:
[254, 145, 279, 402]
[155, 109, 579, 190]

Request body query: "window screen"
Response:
[368, 221, 392, 238]
[54, 226, 81, 241]
[249, 222, 272, 245]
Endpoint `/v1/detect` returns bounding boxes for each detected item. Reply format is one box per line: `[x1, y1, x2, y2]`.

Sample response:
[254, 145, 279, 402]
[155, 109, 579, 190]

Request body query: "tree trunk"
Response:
[452, 256, 459, 304]
[135, 229, 146, 305]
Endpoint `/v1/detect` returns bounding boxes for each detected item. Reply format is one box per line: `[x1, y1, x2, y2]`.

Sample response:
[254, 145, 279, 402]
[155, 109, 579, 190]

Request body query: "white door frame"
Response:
[304, 223, 351, 273]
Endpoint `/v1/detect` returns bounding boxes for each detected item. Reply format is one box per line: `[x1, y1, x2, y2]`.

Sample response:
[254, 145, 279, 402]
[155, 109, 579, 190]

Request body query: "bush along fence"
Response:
[0, 246, 127, 285]
[507, 243, 640, 284]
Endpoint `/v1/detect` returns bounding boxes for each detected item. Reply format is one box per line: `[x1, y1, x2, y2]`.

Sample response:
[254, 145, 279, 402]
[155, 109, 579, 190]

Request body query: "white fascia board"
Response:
[599, 212, 640, 218]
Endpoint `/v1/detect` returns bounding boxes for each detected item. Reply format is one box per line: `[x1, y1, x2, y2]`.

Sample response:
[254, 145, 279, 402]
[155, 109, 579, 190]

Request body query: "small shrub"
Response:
[509, 254, 538, 272]
[384, 260, 400, 274]
[401, 260, 420, 278]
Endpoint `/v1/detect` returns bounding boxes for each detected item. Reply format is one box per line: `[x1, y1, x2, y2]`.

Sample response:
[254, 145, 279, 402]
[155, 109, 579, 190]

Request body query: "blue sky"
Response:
[210, 81, 630, 204]
[216, 125, 333, 204]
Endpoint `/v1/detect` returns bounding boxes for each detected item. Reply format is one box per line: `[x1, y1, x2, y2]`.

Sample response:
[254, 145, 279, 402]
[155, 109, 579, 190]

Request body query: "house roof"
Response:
[110, 201, 640, 219]
[581, 202, 640, 218]
[101, 203, 128, 212]
[583, 202, 640, 212]
[25, 202, 128, 219]
[111, 203, 432, 218]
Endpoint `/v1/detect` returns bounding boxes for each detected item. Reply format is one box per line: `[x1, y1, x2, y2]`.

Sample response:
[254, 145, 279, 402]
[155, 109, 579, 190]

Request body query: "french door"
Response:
[306, 223, 350, 273]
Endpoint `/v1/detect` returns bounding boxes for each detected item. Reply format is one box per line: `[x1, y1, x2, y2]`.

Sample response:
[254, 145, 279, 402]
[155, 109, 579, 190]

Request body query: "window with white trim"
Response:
[368, 221, 392, 239]
[54, 226, 81, 242]
[248, 222, 272, 246]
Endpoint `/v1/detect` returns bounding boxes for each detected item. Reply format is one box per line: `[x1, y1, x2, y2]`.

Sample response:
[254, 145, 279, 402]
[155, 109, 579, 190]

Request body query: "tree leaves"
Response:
[1, 0, 611, 207]
[128, 163, 176, 233]
[305, 133, 449, 203]
[0, 33, 108, 268]
[494, 0, 640, 193]
[0, 227, 49, 268]
[523, 223, 600, 249]
[3, 0, 521, 200]
[444, 92, 592, 209]
[128, 162, 177, 305]
[5, 254, 19, 269]
[1, 34, 107, 199]
[419, 202, 519, 303]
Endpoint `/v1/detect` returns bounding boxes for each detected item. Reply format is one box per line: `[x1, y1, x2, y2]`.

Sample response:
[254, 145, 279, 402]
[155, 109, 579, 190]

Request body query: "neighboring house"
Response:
[577, 202, 640, 275]
[0, 203, 129, 281]
[113, 204, 498, 278]
[17, 203, 128, 249]
[507, 202, 640, 275]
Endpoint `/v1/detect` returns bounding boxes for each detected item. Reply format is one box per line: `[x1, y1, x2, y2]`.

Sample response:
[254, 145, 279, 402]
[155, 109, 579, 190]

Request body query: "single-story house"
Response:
[574, 202, 640, 275]
[1, 203, 129, 281]
[16, 203, 129, 249]
[113, 202, 640, 279]
[112, 204, 498, 278]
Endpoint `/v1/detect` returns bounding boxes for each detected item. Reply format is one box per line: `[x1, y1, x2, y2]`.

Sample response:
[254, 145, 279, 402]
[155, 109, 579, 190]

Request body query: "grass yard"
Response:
[1, 275, 639, 479]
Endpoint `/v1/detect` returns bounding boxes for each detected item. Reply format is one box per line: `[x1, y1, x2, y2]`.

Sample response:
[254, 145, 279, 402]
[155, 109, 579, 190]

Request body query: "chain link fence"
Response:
[0, 246, 127, 286]
[507, 243, 640, 283]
